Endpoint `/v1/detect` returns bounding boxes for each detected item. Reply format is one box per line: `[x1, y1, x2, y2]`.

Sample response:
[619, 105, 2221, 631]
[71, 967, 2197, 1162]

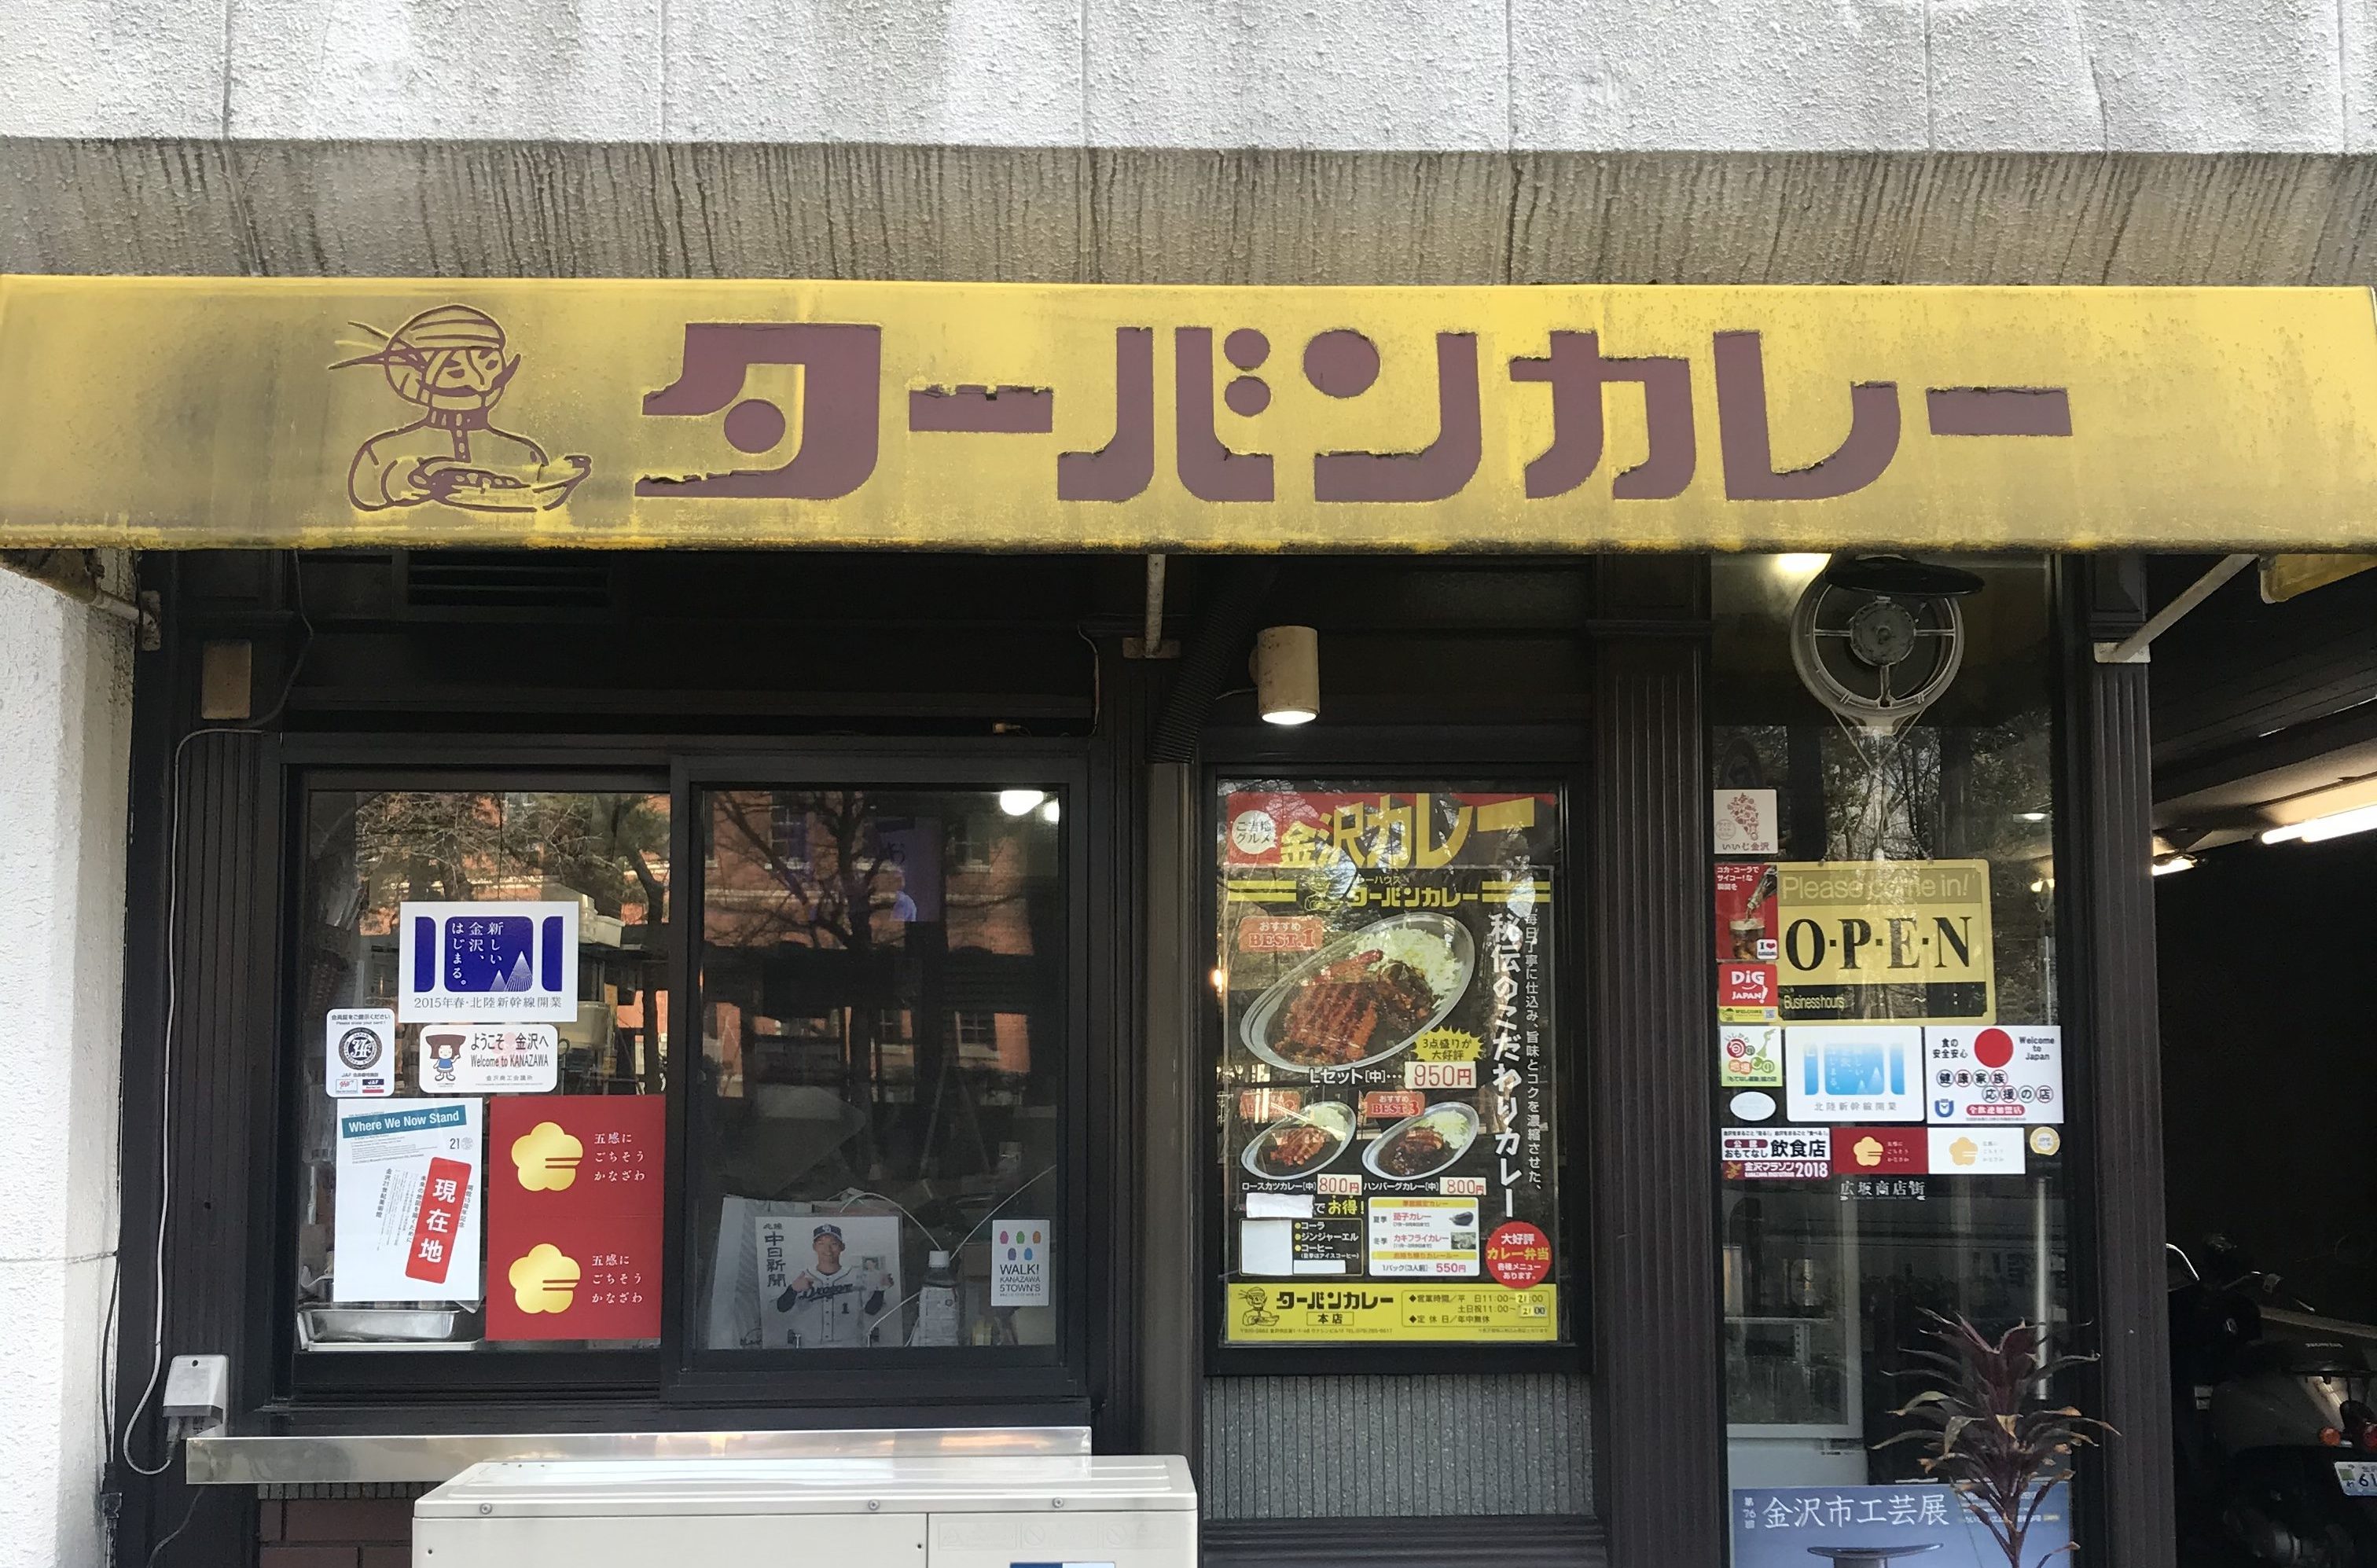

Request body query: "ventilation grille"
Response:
[405, 551, 612, 610]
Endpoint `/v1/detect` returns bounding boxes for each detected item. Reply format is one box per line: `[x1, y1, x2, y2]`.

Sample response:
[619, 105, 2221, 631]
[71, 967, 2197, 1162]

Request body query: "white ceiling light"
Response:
[997, 788, 1047, 817]
[1253, 624, 1319, 725]
[2263, 802, 2377, 845]
[2150, 854, 2198, 876]
[1038, 799, 1061, 824]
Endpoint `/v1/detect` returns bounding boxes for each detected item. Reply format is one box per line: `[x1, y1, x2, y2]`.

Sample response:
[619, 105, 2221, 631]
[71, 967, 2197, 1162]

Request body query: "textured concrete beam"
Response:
[5, 1, 2372, 154]
[5, 141, 2376, 285]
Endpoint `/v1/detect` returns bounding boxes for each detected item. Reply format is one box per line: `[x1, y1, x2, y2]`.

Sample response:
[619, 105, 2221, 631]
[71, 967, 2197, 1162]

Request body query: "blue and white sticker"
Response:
[397, 901, 579, 1023]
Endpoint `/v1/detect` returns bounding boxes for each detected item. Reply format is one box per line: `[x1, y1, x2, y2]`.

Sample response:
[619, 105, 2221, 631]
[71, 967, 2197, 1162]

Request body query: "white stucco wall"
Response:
[0, 564, 134, 1568]
[2, 0, 2371, 152]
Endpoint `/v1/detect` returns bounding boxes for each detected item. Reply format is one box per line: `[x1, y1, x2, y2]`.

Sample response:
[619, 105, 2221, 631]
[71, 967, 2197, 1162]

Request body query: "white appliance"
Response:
[413, 1454, 1196, 1568]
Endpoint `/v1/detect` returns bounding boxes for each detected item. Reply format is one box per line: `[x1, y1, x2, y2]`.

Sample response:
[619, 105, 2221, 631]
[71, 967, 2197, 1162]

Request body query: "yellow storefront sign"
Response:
[1225, 1281, 1559, 1343]
[2, 277, 2375, 550]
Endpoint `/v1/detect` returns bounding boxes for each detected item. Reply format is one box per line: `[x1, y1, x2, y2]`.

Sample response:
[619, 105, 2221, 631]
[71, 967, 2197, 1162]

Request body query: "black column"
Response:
[1588, 556, 1723, 1568]
[2055, 554, 2175, 1568]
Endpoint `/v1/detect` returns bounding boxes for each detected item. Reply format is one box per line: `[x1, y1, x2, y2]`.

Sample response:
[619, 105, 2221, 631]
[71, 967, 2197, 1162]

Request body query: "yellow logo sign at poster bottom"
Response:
[1226, 1282, 1558, 1343]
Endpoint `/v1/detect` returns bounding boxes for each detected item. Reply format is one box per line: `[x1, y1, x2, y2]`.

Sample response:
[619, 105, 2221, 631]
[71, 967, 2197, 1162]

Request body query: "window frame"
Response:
[664, 747, 1096, 1409]
[274, 758, 675, 1400]
[267, 739, 1097, 1414]
[1199, 725, 1593, 1379]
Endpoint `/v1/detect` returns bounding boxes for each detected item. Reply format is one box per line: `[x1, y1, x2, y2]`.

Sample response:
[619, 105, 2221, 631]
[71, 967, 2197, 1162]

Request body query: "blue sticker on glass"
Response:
[444, 915, 536, 993]
[398, 901, 579, 1022]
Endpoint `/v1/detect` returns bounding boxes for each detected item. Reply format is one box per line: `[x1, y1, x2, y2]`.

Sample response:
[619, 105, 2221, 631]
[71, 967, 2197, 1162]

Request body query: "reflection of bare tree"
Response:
[339, 791, 669, 922]
[709, 791, 909, 1175]
[1823, 726, 1942, 861]
[710, 791, 898, 951]
[1718, 712, 2056, 1023]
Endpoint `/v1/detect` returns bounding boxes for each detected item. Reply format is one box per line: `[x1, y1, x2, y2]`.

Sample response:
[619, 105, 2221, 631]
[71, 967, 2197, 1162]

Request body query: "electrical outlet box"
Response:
[162, 1354, 228, 1430]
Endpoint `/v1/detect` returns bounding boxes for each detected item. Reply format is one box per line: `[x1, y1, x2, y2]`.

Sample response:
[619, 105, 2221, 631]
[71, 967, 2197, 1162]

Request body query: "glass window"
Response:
[292, 788, 670, 1356]
[689, 787, 1066, 1355]
[1214, 783, 1567, 1350]
[1710, 556, 2076, 1558]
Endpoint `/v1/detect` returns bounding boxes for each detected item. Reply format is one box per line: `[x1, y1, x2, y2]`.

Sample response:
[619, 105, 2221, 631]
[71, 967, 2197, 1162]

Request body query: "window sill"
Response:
[186, 1414, 1092, 1486]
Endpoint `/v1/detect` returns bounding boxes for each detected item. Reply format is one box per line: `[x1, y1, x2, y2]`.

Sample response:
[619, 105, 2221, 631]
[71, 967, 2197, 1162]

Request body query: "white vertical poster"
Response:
[332, 1099, 484, 1302]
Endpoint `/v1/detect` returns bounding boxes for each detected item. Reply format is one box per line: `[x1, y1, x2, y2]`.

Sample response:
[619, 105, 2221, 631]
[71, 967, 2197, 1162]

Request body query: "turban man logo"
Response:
[509, 1242, 581, 1315]
[511, 1121, 583, 1192]
[333, 303, 591, 512]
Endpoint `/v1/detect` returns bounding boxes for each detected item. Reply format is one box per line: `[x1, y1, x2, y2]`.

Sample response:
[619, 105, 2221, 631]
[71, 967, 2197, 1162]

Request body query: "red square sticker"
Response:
[1828, 1126, 1928, 1176]
[1718, 962, 1777, 1010]
[487, 1097, 665, 1342]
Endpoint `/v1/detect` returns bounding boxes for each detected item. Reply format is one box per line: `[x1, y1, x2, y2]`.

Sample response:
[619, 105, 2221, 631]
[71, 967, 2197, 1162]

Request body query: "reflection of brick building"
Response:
[700, 791, 1050, 1100]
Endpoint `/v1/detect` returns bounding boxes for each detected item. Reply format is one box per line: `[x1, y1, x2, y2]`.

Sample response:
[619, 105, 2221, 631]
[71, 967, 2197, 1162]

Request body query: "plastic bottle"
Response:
[912, 1249, 960, 1346]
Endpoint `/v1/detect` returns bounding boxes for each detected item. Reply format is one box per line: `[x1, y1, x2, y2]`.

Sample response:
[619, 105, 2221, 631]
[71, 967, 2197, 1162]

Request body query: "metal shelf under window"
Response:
[186, 1422, 1090, 1487]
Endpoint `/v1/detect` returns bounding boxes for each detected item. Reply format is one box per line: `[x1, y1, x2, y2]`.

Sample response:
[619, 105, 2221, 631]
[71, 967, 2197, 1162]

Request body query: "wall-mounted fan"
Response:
[1789, 554, 1984, 731]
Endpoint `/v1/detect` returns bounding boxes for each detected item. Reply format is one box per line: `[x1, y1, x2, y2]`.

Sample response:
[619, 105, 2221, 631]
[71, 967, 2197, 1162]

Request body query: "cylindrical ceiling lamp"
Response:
[1253, 625, 1319, 725]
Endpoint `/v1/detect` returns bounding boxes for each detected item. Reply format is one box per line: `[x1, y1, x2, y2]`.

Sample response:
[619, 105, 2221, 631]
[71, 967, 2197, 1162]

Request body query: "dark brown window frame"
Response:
[259, 739, 1102, 1419]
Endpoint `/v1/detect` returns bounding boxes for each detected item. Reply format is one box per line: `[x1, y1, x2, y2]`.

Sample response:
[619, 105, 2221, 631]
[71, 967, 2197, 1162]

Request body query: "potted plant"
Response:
[1879, 1312, 2116, 1568]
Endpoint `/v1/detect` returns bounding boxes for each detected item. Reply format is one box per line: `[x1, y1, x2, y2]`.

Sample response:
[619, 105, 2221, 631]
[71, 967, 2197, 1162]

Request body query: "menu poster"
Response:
[486, 1096, 665, 1341]
[1218, 785, 1562, 1346]
[332, 1099, 483, 1302]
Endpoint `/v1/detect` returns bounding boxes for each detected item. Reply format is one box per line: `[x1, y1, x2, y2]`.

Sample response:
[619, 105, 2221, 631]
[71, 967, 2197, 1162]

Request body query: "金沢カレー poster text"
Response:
[1218, 786, 1562, 1345]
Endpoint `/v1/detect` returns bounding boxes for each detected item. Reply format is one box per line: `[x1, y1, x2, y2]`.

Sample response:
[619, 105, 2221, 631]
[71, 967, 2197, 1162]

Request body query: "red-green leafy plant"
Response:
[1879, 1313, 2115, 1568]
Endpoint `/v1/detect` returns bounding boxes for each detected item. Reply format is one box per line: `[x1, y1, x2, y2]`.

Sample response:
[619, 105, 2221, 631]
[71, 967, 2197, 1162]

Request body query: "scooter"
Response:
[2170, 1239, 2377, 1567]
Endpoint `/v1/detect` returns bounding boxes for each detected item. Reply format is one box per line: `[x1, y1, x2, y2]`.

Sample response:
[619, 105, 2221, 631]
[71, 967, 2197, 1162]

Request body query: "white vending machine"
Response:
[413, 1455, 1197, 1568]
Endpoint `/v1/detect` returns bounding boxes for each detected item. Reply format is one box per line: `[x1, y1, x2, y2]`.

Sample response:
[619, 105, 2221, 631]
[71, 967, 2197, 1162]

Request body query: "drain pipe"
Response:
[2, 549, 156, 645]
